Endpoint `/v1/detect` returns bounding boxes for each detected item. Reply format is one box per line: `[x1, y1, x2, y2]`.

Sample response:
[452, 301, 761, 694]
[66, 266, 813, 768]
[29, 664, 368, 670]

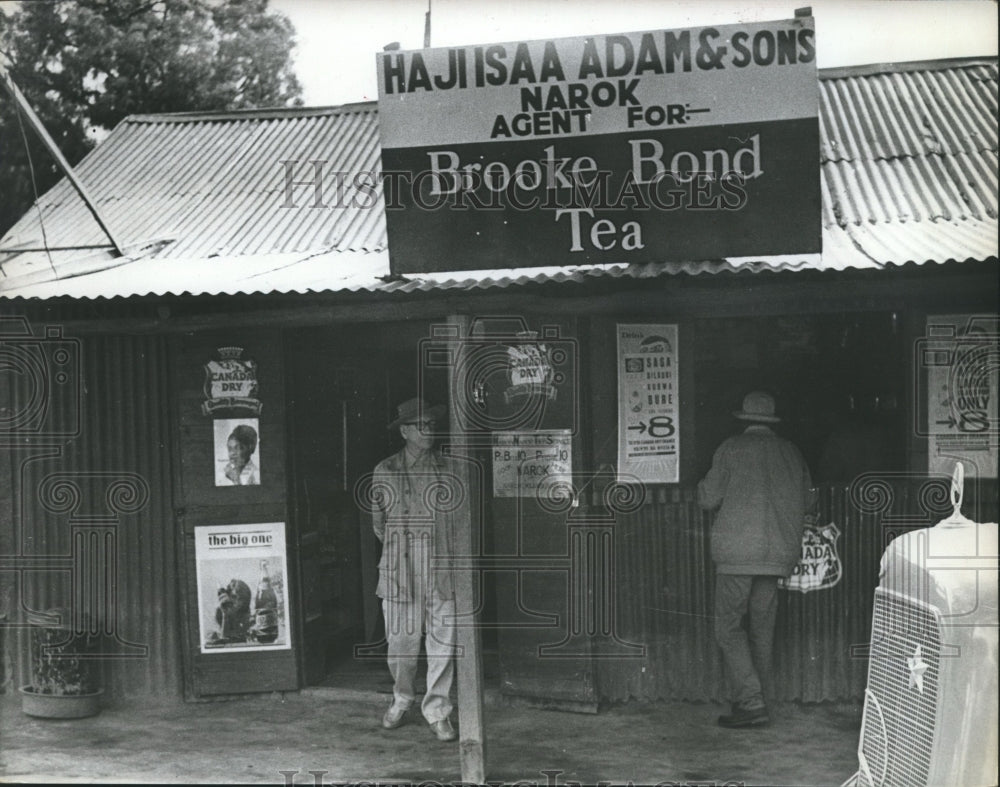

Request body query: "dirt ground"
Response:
[0, 686, 862, 785]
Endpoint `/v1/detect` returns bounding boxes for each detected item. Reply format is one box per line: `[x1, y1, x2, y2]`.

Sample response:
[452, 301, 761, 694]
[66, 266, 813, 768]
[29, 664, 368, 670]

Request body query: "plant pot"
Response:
[19, 685, 104, 719]
[23, 607, 104, 718]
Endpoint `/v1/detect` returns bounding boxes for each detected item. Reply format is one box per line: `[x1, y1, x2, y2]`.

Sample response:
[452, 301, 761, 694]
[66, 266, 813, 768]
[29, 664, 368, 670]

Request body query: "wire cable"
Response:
[13, 99, 57, 277]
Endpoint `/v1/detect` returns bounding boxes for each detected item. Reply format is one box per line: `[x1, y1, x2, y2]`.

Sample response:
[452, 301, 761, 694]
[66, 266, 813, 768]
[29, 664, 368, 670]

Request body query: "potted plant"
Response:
[19, 607, 104, 719]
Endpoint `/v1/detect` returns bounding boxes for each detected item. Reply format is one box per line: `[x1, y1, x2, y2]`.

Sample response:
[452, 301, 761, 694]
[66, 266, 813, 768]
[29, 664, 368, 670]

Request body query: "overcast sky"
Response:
[272, 0, 999, 106]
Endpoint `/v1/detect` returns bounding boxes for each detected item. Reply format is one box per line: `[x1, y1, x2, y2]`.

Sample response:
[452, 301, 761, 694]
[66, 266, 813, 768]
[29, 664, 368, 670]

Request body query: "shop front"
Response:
[2, 264, 995, 706]
[1, 53, 997, 715]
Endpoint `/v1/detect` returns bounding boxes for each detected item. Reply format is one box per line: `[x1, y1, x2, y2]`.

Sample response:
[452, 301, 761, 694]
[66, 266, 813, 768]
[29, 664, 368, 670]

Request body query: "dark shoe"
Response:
[381, 705, 408, 729]
[718, 703, 771, 728]
[430, 717, 457, 742]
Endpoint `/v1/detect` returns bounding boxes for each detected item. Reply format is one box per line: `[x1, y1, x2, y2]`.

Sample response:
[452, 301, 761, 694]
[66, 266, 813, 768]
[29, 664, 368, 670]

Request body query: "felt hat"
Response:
[733, 391, 780, 423]
[386, 397, 446, 429]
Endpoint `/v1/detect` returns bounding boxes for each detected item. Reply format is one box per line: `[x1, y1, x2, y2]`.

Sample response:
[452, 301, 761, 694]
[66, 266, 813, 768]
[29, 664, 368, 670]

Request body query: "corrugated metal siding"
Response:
[600, 490, 723, 701]
[0, 61, 996, 299]
[0, 105, 385, 264]
[7, 333, 181, 700]
[772, 485, 881, 702]
[816, 61, 998, 271]
[596, 479, 999, 703]
[821, 66, 997, 235]
[2, 227, 997, 300]
[820, 64, 998, 162]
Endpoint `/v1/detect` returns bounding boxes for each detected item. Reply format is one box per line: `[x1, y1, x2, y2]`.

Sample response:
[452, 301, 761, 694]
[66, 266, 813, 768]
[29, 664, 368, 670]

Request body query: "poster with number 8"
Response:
[617, 324, 679, 483]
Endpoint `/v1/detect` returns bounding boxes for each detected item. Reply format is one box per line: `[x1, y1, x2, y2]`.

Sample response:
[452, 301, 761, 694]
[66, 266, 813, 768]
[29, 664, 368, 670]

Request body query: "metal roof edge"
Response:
[123, 101, 379, 124]
[3, 256, 995, 305]
[819, 56, 998, 80]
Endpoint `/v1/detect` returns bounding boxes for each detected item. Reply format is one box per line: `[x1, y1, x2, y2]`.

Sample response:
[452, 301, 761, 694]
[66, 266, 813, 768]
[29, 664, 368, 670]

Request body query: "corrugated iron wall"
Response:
[771, 485, 881, 702]
[4, 329, 181, 701]
[598, 479, 998, 703]
[600, 489, 722, 702]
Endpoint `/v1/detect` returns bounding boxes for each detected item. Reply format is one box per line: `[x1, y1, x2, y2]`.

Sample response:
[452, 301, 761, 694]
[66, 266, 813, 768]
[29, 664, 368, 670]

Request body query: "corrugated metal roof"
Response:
[1, 59, 996, 300]
[819, 61, 998, 227]
[0, 103, 385, 259]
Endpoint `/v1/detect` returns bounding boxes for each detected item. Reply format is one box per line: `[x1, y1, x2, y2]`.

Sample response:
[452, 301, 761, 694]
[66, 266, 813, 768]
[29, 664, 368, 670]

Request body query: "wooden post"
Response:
[0, 63, 126, 256]
[447, 313, 487, 782]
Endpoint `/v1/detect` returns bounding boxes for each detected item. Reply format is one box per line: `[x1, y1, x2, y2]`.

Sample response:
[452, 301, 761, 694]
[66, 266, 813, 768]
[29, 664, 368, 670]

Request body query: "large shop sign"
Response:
[376, 15, 820, 274]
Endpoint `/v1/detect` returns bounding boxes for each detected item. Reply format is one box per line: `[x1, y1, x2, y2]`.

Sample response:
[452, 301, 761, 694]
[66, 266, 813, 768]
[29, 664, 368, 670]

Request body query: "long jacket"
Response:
[371, 448, 458, 602]
[697, 424, 812, 576]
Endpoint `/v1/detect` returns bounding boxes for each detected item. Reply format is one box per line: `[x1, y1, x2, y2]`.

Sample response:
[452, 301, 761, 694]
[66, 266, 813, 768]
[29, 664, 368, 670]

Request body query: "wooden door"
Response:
[171, 330, 298, 698]
[477, 316, 599, 710]
[286, 337, 388, 683]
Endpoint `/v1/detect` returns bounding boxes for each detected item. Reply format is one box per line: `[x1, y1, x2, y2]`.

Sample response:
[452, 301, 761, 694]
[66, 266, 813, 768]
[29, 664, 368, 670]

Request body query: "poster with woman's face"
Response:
[214, 418, 261, 486]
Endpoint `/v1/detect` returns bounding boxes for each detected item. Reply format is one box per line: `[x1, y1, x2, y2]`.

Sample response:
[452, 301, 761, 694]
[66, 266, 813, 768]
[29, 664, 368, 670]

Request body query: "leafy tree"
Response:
[0, 0, 302, 236]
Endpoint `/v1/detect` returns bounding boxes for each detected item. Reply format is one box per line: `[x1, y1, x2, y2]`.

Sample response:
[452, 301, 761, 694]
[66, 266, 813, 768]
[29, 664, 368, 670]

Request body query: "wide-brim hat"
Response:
[386, 397, 447, 429]
[733, 391, 780, 423]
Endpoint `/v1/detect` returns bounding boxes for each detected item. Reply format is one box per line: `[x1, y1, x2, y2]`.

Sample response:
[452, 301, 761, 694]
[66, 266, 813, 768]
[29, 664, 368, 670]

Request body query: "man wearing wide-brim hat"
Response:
[697, 391, 812, 728]
[370, 397, 459, 742]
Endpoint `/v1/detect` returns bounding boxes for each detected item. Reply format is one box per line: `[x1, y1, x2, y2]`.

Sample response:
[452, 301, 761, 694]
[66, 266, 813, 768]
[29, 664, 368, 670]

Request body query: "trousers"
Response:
[714, 573, 779, 707]
[382, 590, 455, 724]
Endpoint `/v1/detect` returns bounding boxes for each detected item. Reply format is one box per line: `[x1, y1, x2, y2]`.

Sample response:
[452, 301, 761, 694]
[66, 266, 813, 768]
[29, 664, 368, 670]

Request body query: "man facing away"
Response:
[370, 397, 459, 742]
[698, 391, 813, 728]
